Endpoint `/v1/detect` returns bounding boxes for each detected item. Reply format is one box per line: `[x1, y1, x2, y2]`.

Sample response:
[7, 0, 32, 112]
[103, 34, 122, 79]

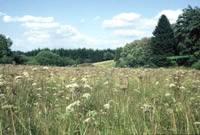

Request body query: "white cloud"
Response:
[2, 14, 97, 47]
[22, 22, 59, 29]
[56, 25, 78, 36]
[23, 30, 51, 43]
[0, 12, 6, 17]
[113, 13, 141, 21]
[3, 15, 54, 23]
[102, 12, 141, 28]
[102, 9, 182, 38]
[155, 9, 182, 23]
[69, 34, 98, 45]
[113, 29, 152, 38]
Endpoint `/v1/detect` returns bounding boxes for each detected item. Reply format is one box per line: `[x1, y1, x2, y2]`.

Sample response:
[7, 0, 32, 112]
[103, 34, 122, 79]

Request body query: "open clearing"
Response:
[92, 60, 115, 67]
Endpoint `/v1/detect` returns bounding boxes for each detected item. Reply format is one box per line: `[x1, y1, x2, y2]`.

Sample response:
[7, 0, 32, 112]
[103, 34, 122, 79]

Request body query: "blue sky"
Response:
[0, 0, 199, 52]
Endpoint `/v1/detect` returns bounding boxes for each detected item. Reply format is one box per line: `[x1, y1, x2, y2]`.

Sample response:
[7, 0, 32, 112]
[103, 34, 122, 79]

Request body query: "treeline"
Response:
[0, 36, 115, 66]
[13, 48, 115, 66]
[114, 6, 200, 69]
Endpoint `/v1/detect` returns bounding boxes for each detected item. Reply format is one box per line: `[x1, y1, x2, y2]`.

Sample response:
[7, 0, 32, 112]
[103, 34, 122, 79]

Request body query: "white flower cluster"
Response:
[82, 93, 91, 100]
[66, 83, 79, 92]
[141, 103, 153, 113]
[66, 100, 80, 114]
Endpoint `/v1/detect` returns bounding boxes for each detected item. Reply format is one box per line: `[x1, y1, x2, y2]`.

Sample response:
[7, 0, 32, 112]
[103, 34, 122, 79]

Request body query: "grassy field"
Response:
[92, 60, 115, 67]
[0, 64, 200, 134]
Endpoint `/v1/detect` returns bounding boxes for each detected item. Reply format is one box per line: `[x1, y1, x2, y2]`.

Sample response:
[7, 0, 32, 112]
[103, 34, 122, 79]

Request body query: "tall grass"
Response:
[0, 64, 200, 134]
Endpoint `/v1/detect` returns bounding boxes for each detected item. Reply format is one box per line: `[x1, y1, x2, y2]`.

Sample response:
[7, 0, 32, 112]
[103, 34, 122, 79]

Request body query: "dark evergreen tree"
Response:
[150, 15, 176, 66]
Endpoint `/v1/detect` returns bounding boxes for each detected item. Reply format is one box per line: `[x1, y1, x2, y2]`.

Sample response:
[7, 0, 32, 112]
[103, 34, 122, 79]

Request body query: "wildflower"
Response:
[70, 78, 77, 82]
[33, 102, 39, 106]
[141, 103, 153, 113]
[55, 104, 59, 107]
[104, 81, 109, 85]
[32, 68, 38, 71]
[66, 83, 79, 92]
[155, 81, 159, 85]
[23, 72, 29, 78]
[165, 93, 171, 97]
[103, 104, 110, 110]
[190, 97, 195, 101]
[15, 76, 23, 80]
[169, 83, 176, 88]
[83, 84, 92, 90]
[83, 117, 94, 124]
[37, 87, 42, 91]
[66, 100, 80, 114]
[43, 67, 49, 70]
[32, 83, 37, 86]
[194, 122, 200, 125]
[166, 109, 173, 114]
[81, 77, 88, 83]
[82, 93, 91, 100]
[36, 94, 42, 98]
[0, 94, 5, 98]
[180, 86, 186, 90]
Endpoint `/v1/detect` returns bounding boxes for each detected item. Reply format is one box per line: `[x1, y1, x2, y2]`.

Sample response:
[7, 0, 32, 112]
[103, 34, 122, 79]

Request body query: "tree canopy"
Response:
[0, 34, 13, 63]
[175, 6, 200, 64]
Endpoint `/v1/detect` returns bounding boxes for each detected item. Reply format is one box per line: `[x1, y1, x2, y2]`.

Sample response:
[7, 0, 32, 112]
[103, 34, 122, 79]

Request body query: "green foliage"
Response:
[151, 15, 176, 56]
[0, 34, 12, 63]
[191, 60, 200, 70]
[167, 55, 192, 66]
[35, 50, 62, 66]
[61, 57, 75, 66]
[12, 51, 28, 64]
[117, 38, 152, 67]
[114, 47, 122, 66]
[0, 55, 13, 64]
[149, 15, 176, 67]
[24, 48, 115, 66]
[175, 6, 200, 64]
[25, 57, 39, 65]
[150, 55, 173, 67]
[103, 52, 113, 60]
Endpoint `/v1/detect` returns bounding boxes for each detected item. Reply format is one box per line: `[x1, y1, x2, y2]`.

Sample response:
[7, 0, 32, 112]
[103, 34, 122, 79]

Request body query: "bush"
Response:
[150, 55, 173, 67]
[12, 52, 28, 64]
[25, 57, 39, 65]
[35, 51, 62, 66]
[0, 56, 13, 64]
[191, 60, 200, 70]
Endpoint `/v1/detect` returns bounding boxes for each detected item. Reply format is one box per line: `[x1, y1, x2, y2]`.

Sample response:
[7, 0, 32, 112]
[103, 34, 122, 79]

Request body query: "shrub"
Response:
[35, 50, 62, 66]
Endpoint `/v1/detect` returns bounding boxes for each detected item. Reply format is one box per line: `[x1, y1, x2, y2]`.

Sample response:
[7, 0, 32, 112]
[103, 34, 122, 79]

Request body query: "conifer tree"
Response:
[150, 15, 176, 66]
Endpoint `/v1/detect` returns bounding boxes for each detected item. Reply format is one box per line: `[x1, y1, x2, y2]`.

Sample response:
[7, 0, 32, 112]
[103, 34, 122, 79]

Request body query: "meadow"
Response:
[0, 64, 200, 134]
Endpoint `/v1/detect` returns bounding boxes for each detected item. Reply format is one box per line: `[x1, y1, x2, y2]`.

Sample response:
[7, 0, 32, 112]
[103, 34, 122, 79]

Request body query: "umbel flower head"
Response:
[82, 93, 91, 100]
[66, 100, 80, 114]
